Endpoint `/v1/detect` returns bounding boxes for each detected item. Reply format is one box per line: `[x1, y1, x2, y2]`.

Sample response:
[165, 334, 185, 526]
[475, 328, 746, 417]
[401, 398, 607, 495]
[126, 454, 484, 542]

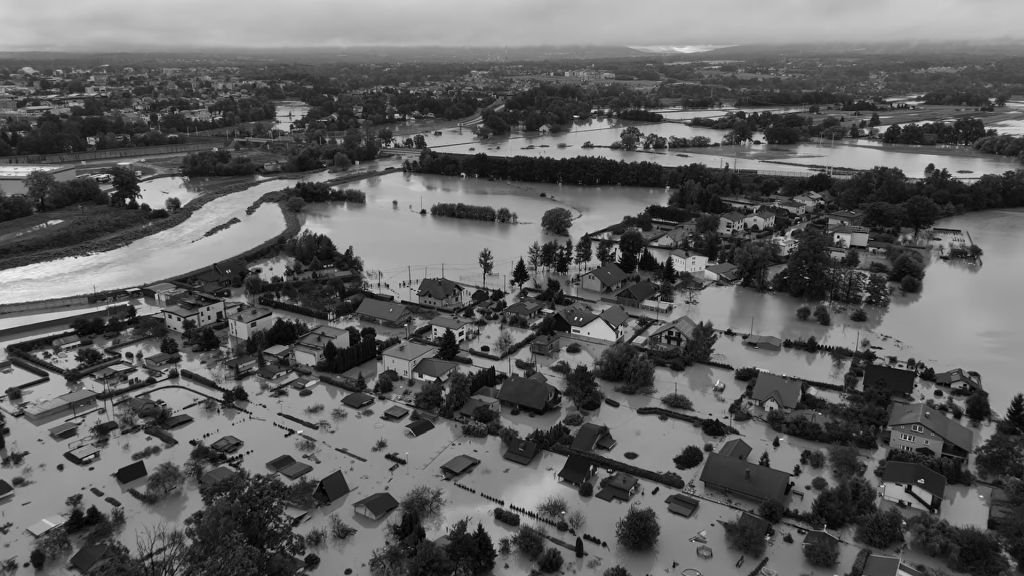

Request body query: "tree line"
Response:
[180, 150, 258, 176]
[881, 118, 991, 146]
[430, 202, 516, 223]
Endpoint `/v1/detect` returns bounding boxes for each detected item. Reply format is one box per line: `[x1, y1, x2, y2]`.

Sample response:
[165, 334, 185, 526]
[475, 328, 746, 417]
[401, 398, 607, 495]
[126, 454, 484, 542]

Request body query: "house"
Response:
[430, 316, 471, 344]
[552, 306, 627, 342]
[412, 358, 460, 385]
[417, 278, 466, 311]
[224, 355, 258, 376]
[736, 512, 771, 540]
[887, 403, 973, 460]
[750, 372, 804, 412]
[497, 374, 561, 413]
[571, 423, 616, 452]
[647, 315, 698, 347]
[744, 209, 776, 231]
[719, 438, 752, 460]
[699, 452, 791, 503]
[934, 368, 982, 392]
[827, 210, 864, 228]
[704, 263, 740, 283]
[144, 352, 179, 370]
[503, 300, 544, 323]
[744, 334, 782, 351]
[793, 191, 825, 209]
[615, 281, 659, 308]
[772, 235, 798, 256]
[70, 544, 111, 574]
[458, 394, 500, 419]
[503, 438, 540, 465]
[651, 226, 692, 249]
[114, 461, 148, 484]
[579, 263, 628, 293]
[669, 250, 709, 275]
[440, 455, 480, 478]
[718, 212, 745, 235]
[383, 405, 410, 421]
[775, 199, 807, 216]
[406, 419, 435, 437]
[293, 326, 351, 366]
[93, 363, 141, 386]
[258, 364, 290, 381]
[356, 298, 411, 327]
[862, 554, 927, 576]
[262, 344, 291, 365]
[342, 392, 375, 409]
[53, 335, 81, 351]
[721, 197, 763, 211]
[832, 225, 870, 248]
[802, 529, 840, 551]
[0, 479, 13, 501]
[211, 435, 244, 453]
[880, 461, 946, 513]
[864, 364, 916, 396]
[354, 492, 399, 521]
[558, 454, 596, 486]
[598, 472, 639, 502]
[48, 422, 79, 439]
[200, 466, 239, 487]
[530, 334, 559, 356]
[599, 305, 630, 339]
[382, 342, 437, 379]
[665, 493, 700, 517]
[161, 292, 225, 332]
[227, 307, 274, 341]
[314, 470, 351, 504]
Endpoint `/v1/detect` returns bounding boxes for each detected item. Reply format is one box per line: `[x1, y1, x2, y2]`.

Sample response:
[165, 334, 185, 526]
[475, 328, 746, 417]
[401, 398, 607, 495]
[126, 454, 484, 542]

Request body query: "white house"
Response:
[772, 235, 798, 256]
[412, 358, 460, 385]
[774, 199, 807, 216]
[293, 326, 351, 366]
[382, 341, 437, 379]
[554, 307, 627, 342]
[718, 212, 744, 235]
[832, 225, 870, 249]
[743, 209, 776, 231]
[161, 293, 225, 332]
[668, 250, 708, 275]
[793, 191, 824, 209]
[227, 307, 274, 341]
[430, 316, 471, 344]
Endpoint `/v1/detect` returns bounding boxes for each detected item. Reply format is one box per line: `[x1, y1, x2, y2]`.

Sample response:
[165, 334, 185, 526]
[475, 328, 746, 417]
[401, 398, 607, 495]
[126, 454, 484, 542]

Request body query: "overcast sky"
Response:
[0, 0, 1021, 51]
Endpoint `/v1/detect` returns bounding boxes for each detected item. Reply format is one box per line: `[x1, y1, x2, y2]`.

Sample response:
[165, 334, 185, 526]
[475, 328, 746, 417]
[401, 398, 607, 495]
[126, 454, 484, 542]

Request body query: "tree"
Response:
[965, 391, 991, 421]
[160, 336, 179, 354]
[537, 548, 563, 573]
[1006, 393, 1024, 431]
[855, 509, 905, 549]
[758, 499, 785, 524]
[165, 196, 182, 211]
[617, 250, 638, 273]
[660, 256, 677, 285]
[401, 486, 445, 519]
[110, 166, 141, 207]
[811, 477, 877, 529]
[477, 248, 494, 287]
[864, 273, 891, 307]
[243, 275, 265, 301]
[512, 257, 530, 289]
[759, 451, 771, 467]
[903, 195, 940, 231]
[829, 445, 862, 480]
[596, 239, 615, 264]
[616, 505, 659, 551]
[619, 229, 644, 257]
[197, 328, 220, 351]
[604, 567, 632, 576]
[674, 445, 704, 470]
[681, 320, 717, 364]
[25, 170, 55, 210]
[619, 353, 655, 394]
[414, 381, 445, 412]
[513, 526, 546, 560]
[564, 365, 600, 409]
[813, 305, 831, 326]
[723, 517, 767, 557]
[803, 535, 839, 567]
[470, 523, 497, 574]
[527, 242, 541, 273]
[733, 241, 775, 290]
[436, 329, 459, 361]
[30, 548, 46, 569]
[779, 230, 832, 299]
[541, 207, 573, 235]
[574, 236, 592, 269]
[147, 462, 185, 496]
[595, 344, 636, 381]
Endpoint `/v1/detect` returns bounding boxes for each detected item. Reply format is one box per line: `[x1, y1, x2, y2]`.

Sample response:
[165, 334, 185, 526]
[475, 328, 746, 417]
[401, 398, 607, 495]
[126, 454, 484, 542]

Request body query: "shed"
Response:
[48, 421, 79, 439]
[162, 414, 194, 429]
[0, 479, 12, 501]
[719, 438, 752, 460]
[27, 515, 67, 537]
[383, 405, 410, 421]
[864, 364, 916, 395]
[315, 470, 351, 504]
[200, 466, 238, 487]
[745, 335, 782, 351]
[354, 492, 399, 521]
[665, 493, 700, 517]
[267, 455, 298, 472]
[70, 544, 110, 573]
[280, 462, 314, 480]
[114, 461, 148, 484]
[440, 455, 480, 478]
[558, 454, 596, 486]
[342, 392, 375, 409]
[211, 435, 244, 453]
[406, 419, 435, 437]
[66, 445, 100, 465]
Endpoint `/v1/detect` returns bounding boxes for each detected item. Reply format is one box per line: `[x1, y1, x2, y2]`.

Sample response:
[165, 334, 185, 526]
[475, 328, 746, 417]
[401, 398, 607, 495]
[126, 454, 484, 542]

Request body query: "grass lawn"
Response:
[0, 205, 150, 258]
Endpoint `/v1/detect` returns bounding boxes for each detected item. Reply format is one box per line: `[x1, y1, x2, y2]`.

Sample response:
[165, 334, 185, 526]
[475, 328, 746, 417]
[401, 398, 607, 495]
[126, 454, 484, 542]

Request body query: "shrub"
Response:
[604, 567, 631, 576]
[462, 421, 488, 437]
[494, 508, 521, 526]
[565, 343, 581, 354]
[701, 418, 727, 436]
[796, 305, 811, 320]
[811, 477, 828, 490]
[562, 412, 584, 426]
[6, 387, 23, 401]
[30, 549, 46, 569]
[513, 526, 546, 560]
[661, 393, 693, 410]
[537, 495, 569, 518]
[401, 485, 445, 519]
[330, 515, 356, 540]
[758, 500, 785, 524]
[579, 481, 593, 497]
[734, 366, 758, 381]
[803, 535, 839, 567]
[673, 445, 704, 470]
[813, 305, 831, 326]
[801, 449, 826, 468]
[306, 528, 326, 547]
[616, 505, 660, 551]
[723, 517, 767, 557]
[850, 308, 867, 321]
[537, 548, 564, 573]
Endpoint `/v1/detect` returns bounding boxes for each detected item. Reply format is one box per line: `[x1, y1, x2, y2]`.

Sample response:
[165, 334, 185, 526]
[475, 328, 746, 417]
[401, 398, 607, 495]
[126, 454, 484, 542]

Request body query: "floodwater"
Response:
[274, 100, 311, 133]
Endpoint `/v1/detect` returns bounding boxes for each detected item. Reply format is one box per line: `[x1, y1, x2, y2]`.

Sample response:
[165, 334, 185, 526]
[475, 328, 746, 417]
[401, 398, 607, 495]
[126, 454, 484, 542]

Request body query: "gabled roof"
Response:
[418, 277, 463, 300]
[497, 376, 556, 412]
[296, 326, 349, 350]
[211, 435, 243, 452]
[864, 364, 916, 395]
[503, 439, 539, 465]
[888, 403, 973, 452]
[558, 454, 594, 484]
[882, 461, 946, 499]
[342, 392, 375, 409]
[504, 300, 543, 316]
[558, 308, 600, 328]
[802, 529, 839, 548]
[706, 262, 739, 278]
[722, 211, 745, 222]
[441, 455, 480, 477]
[605, 472, 639, 493]
[571, 423, 611, 452]
[383, 341, 436, 362]
[406, 419, 435, 437]
[356, 298, 410, 323]
[354, 492, 399, 516]
[935, 368, 982, 390]
[615, 281, 658, 303]
[600, 305, 630, 328]
[862, 554, 925, 576]
[583, 263, 627, 288]
[413, 358, 459, 379]
[699, 452, 791, 502]
[114, 459, 148, 481]
[649, 315, 698, 340]
[316, 470, 351, 503]
[200, 466, 238, 486]
[0, 479, 13, 499]
[751, 372, 803, 409]
[70, 544, 110, 573]
[431, 315, 470, 330]
[719, 438, 752, 460]
[384, 405, 410, 420]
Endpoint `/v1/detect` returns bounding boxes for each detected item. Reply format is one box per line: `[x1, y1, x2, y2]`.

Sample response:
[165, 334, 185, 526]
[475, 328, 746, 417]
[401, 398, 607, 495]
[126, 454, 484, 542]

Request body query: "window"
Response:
[899, 434, 914, 442]
[911, 424, 924, 433]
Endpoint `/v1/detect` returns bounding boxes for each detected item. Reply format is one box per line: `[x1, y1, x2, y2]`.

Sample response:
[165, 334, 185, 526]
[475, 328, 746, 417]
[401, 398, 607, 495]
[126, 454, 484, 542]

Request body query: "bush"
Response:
[330, 515, 357, 540]
[494, 508, 521, 526]
[30, 549, 46, 569]
[850, 308, 867, 322]
[537, 548, 564, 573]
[734, 367, 759, 381]
[801, 449, 826, 468]
[6, 387, 23, 401]
[616, 505, 660, 551]
[462, 421, 488, 437]
[813, 305, 831, 326]
[565, 343, 581, 354]
[723, 518, 767, 557]
[811, 476, 828, 490]
[900, 275, 922, 293]
[701, 418, 727, 436]
[562, 412, 584, 427]
[796, 305, 811, 320]
[513, 526, 546, 560]
[803, 535, 839, 567]
[758, 500, 785, 524]
[673, 445, 704, 470]
[579, 481, 593, 497]
[661, 393, 693, 410]
[604, 567, 632, 576]
[856, 509, 906, 549]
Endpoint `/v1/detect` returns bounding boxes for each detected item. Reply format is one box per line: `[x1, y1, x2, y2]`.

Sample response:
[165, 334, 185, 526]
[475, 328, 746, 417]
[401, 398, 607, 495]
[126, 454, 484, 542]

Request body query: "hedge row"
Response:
[180, 369, 226, 392]
[547, 444, 686, 489]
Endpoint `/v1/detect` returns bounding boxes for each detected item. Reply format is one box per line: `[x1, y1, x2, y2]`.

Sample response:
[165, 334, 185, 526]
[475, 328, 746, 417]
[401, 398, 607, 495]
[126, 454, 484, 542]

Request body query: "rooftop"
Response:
[888, 403, 973, 452]
[751, 372, 803, 409]
[227, 306, 273, 323]
[699, 452, 791, 502]
[882, 461, 947, 499]
[383, 341, 436, 361]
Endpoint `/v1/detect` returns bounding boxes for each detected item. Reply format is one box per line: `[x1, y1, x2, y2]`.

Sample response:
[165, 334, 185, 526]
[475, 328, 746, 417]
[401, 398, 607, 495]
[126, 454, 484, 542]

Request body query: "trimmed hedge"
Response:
[494, 508, 521, 526]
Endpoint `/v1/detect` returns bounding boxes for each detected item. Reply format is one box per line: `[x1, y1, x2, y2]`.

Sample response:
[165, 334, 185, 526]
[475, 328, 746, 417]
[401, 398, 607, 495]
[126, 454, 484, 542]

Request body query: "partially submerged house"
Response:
[430, 315, 472, 344]
[356, 298, 411, 327]
[647, 315, 698, 348]
[699, 452, 791, 503]
[719, 438, 752, 460]
[342, 392, 375, 409]
[503, 300, 544, 323]
[412, 358, 460, 385]
[293, 326, 351, 367]
[744, 334, 782, 351]
[934, 368, 982, 393]
[749, 372, 803, 412]
[558, 454, 596, 487]
[571, 423, 616, 452]
[497, 374, 561, 414]
[226, 306, 274, 341]
[114, 461, 148, 484]
[381, 341, 437, 379]
[864, 364, 917, 396]
[200, 466, 238, 487]
[579, 263, 628, 293]
[887, 403, 973, 460]
[417, 278, 466, 311]
[551, 306, 627, 342]
[354, 492, 399, 521]
[440, 455, 480, 479]
[861, 554, 926, 576]
[597, 472, 639, 502]
[211, 435, 244, 453]
[614, 281, 659, 308]
[70, 544, 112, 574]
[503, 438, 539, 465]
[704, 262, 740, 283]
[529, 334, 558, 356]
[406, 419, 435, 437]
[880, 461, 946, 513]
[314, 470, 351, 504]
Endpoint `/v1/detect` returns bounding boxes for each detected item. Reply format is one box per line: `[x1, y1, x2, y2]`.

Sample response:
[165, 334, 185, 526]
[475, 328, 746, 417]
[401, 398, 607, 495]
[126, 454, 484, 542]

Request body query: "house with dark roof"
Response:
[406, 419, 435, 437]
[383, 405, 410, 421]
[880, 461, 946, 513]
[529, 334, 558, 356]
[458, 395, 500, 419]
[744, 334, 782, 351]
[864, 364, 916, 396]
[749, 372, 804, 412]
[382, 341, 437, 379]
[227, 306, 274, 341]
[597, 472, 639, 502]
[826, 209, 865, 228]
[224, 355, 259, 376]
[719, 438, 752, 460]
[314, 470, 351, 504]
[571, 423, 616, 452]
[934, 368, 982, 393]
[551, 306, 627, 342]
[580, 263, 628, 293]
[647, 315, 698, 348]
[354, 492, 399, 520]
[558, 454, 596, 486]
[861, 554, 926, 576]
[497, 374, 561, 414]
[718, 211, 745, 235]
[704, 262, 740, 283]
[412, 358, 460, 385]
[211, 435, 243, 453]
[200, 466, 238, 487]
[342, 392, 375, 409]
[0, 479, 14, 501]
[144, 352, 180, 370]
[70, 544, 111, 573]
[503, 438, 539, 465]
[441, 455, 480, 478]
[114, 461, 148, 484]
[417, 278, 466, 311]
[802, 529, 840, 550]
[356, 298, 411, 327]
[699, 452, 791, 503]
[614, 281, 659, 308]
[503, 300, 544, 323]
[887, 403, 973, 460]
